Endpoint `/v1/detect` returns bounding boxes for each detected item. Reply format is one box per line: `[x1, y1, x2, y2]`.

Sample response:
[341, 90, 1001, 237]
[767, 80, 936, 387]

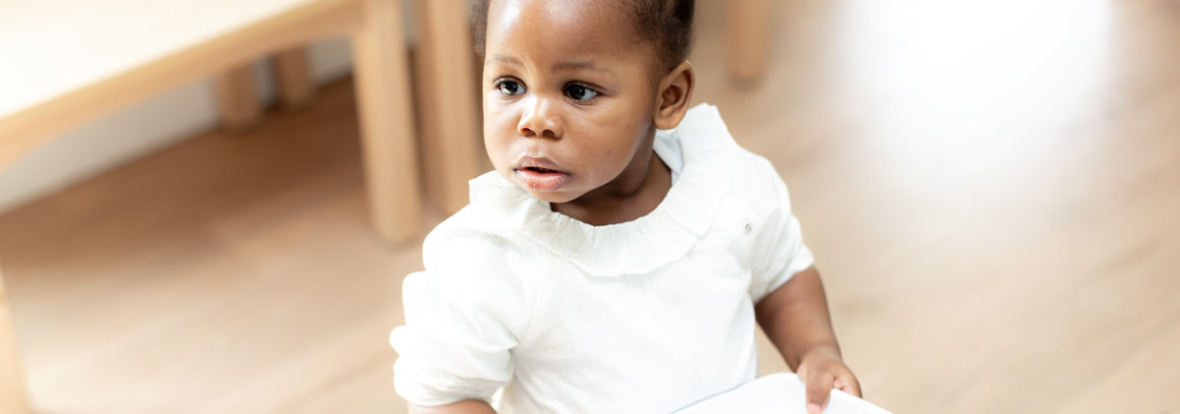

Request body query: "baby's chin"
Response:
[497, 169, 583, 204]
[521, 187, 581, 204]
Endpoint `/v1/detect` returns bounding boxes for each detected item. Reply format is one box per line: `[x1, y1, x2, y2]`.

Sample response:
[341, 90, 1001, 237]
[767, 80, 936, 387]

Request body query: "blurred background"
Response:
[0, 0, 1178, 412]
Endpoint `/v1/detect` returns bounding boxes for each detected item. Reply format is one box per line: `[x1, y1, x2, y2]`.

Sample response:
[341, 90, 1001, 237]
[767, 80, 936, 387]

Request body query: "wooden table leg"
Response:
[213, 65, 263, 132]
[352, 0, 422, 243]
[412, 0, 483, 214]
[727, 0, 771, 85]
[0, 265, 31, 413]
[274, 46, 316, 109]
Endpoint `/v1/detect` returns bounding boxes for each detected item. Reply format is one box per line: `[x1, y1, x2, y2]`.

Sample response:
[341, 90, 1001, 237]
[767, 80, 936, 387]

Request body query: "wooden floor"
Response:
[2, 0, 1178, 413]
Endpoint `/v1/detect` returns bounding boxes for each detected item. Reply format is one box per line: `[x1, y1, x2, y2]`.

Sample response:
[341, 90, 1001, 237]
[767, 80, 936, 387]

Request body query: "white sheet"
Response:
[669, 373, 892, 414]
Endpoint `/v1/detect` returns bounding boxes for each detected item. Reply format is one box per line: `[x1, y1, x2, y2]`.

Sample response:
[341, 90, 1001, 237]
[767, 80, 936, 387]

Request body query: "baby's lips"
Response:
[515, 168, 568, 192]
[515, 155, 566, 174]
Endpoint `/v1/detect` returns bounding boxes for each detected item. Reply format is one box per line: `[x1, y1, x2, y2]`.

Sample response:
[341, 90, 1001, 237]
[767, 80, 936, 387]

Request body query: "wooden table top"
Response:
[0, 0, 337, 120]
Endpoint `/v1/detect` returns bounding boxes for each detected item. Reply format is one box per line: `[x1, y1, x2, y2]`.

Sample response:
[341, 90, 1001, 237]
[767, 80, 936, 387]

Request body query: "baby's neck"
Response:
[552, 152, 672, 226]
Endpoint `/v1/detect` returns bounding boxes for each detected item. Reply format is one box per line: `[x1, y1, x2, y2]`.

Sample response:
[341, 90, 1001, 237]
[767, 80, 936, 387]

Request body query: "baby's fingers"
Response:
[833, 371, 862, 398]
[800, 362, 861, 413]
[802, 370, 834, 414]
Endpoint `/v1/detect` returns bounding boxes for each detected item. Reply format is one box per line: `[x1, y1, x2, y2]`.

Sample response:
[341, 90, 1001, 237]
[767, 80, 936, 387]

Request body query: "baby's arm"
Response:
[754, 266, 860, 414]
[408, 400, 497, 414]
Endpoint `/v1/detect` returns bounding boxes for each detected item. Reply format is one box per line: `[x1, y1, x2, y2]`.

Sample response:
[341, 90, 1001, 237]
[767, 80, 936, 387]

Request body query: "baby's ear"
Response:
[654, 61, 696, 130]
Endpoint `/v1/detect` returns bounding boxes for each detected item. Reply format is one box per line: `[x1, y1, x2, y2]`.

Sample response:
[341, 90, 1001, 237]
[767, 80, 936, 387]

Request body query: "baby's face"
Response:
[482, 0, 663, 204]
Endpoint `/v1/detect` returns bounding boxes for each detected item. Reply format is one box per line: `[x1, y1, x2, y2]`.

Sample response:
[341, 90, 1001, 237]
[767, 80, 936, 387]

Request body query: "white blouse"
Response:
[391, 104, 815, 414]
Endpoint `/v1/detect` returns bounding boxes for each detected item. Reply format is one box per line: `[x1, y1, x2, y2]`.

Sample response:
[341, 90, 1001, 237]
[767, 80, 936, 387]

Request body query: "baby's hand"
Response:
[796, 346, 860, 414]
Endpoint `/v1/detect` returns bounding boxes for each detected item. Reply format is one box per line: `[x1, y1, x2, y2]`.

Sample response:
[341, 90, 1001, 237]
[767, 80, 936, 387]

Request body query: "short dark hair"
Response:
[472, 0, 695, 73]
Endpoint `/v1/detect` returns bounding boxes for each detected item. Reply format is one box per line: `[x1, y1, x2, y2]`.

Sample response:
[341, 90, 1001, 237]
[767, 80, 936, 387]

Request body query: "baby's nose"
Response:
[518, 97, 562, 139]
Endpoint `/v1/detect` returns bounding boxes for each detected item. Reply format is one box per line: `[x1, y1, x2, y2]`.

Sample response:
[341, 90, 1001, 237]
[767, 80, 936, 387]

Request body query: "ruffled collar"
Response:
[465, 104, 735, 277]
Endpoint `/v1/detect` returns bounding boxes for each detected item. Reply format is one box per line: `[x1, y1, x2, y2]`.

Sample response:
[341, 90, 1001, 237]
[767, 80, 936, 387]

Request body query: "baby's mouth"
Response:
[522, 166, 560, 174]
[515, 165, 569, 192]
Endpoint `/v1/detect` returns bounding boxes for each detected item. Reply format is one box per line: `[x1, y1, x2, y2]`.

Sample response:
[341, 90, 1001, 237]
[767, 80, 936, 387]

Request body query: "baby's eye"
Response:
[496, 80, 525, 96]
[564, 84, 599, 101]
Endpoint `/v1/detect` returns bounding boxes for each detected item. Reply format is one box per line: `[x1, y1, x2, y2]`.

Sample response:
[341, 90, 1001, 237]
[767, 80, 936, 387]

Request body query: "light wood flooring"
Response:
[1, 0, 1178, 413]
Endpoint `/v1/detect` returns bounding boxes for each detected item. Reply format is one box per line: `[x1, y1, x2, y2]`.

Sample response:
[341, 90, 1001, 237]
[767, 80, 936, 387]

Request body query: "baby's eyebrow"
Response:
[551, 61, 614, 76]
[486, 55, 614, 76]
[487, 55, 522, 66]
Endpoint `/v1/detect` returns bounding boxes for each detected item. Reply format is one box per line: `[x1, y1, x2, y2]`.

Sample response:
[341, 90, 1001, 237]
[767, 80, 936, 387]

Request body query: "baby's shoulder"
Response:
[728, 145, 779, 177]
[420, 207, 538, 283]
[405, 209, 539, 328]
[724, 143, 791, 202]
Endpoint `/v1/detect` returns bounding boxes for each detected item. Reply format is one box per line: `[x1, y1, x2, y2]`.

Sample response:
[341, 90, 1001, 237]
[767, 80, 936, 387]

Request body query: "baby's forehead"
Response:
[490, 0, 632, 23]
[486, 0, 656, 62]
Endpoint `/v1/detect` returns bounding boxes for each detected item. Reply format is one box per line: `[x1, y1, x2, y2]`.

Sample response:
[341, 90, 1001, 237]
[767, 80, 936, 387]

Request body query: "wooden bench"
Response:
[0, 0, 482, 410]
[2, 0, 421, 243]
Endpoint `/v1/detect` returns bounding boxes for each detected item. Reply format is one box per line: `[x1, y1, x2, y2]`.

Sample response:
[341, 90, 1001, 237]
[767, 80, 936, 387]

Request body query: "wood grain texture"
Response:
[0, 0, 1177, 413]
